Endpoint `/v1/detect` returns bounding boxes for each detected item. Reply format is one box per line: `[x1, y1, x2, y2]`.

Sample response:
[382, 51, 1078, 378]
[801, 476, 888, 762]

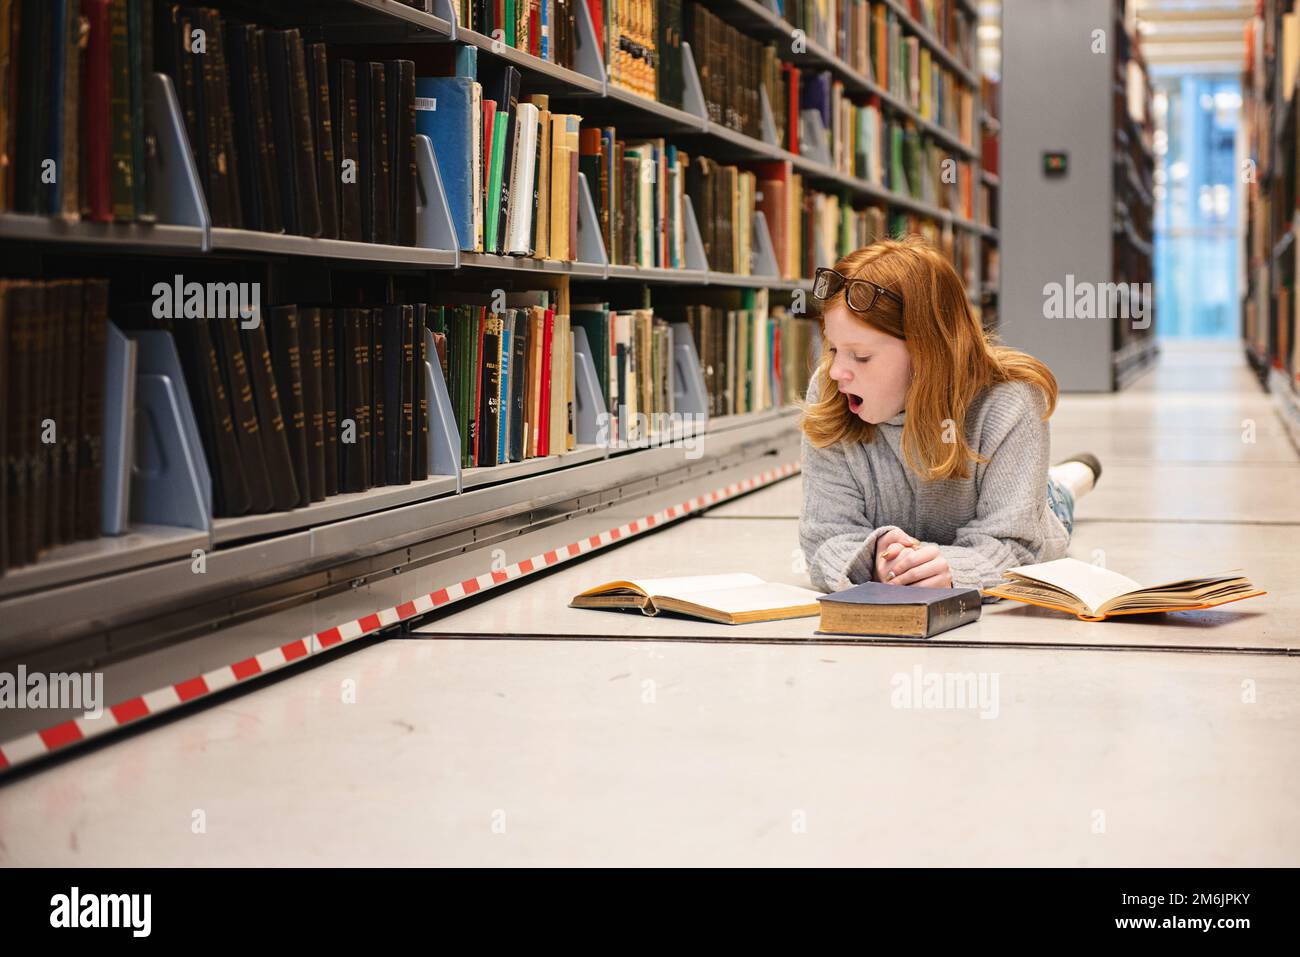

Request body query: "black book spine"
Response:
[387, 59, 416, 247]
[58, 280, 85, 543]
[308, 43, 340, 240]
[410, 304, 428, 482]
[368, 62, 391, 244]
[354, 308, 373, 489]
[267, 305, 311, 507]
[300, 306, 326, 501]
[331, 58, 362, 242]
[320, 307, 339, 496]
[924, 591, 984, 638]
[399, 304, 414, 482]
[285, 30, 321, 237]
[265, 29, 299, 234]
[369, 308, 385, 484]
[249, 27, 283, 233]
[14, 2, 51, 214]
[212, 315, 274, 513]
[241, 318, 299, 510]
[226, 24, 262, 231]
[382, 305, 405, 485]
[339, 308, 369, 492]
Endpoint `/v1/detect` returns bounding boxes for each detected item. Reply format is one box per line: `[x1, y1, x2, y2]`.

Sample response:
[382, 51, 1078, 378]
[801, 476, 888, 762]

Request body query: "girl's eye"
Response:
[854, 356, 870, 363]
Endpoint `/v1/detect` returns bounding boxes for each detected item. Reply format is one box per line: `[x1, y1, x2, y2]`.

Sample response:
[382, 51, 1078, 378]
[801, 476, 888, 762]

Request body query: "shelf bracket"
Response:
[572, 326, 610, 447]
[430, 0, 457, 40]
[573, 0, 606, 90]
[101, 324, 138, 536]
[759, 84, 780, 148]
[751, 210, 781, 279]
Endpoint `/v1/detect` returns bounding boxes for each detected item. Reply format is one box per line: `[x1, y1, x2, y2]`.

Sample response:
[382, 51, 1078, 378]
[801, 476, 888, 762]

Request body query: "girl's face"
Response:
[822, 304, 912, 424]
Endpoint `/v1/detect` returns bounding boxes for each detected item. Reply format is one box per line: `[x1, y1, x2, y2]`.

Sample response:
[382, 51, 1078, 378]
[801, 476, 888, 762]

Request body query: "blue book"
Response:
[415, 76, 477, 251]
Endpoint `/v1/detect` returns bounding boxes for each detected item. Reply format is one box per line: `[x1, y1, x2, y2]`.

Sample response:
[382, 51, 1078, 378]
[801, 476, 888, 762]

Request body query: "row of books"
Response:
[434, 291, 577, 468]
[1, 279, 109, 574]
[600, 0, 684, 106]
[777, 0, 975, 78]
[0, 0, 156, 222]
[156, 4, 419, 242]
[453, 1, 580, 70]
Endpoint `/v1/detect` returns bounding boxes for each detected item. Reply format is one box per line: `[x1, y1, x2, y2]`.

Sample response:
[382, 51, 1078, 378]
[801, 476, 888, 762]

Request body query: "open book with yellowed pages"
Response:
[981, 557, 1266, 621]
[570, 573, 824, 625]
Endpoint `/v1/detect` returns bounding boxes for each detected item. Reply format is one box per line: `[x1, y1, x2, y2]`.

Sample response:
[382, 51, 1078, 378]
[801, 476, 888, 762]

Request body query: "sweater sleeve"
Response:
[933, 384, 1057, 599]
[798, 428, 904, 594]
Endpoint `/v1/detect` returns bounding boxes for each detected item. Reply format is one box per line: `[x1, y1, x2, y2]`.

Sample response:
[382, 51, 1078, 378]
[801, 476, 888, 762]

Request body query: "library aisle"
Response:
[1, 340, 1296, 867]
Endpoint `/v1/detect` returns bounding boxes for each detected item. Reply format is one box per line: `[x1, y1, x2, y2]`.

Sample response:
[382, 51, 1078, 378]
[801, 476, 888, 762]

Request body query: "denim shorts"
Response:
[1046, 476, 1076, 537]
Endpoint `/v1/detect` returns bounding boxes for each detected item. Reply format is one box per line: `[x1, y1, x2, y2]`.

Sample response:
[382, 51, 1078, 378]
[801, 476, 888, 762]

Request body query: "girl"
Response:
[797, 237, 1102, 598]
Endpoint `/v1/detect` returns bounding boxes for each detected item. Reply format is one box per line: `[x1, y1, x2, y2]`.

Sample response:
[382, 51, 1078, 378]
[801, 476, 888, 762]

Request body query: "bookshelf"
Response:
[999, 0, 1156, 391]
[1243, 0, 1300, 450]
[0, 0, 996, 675]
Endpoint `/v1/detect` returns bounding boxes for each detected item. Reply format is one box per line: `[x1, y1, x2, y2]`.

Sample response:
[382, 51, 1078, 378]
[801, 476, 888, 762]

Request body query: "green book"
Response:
[505, 0, 515, 48]
[485, 111, 508, 253]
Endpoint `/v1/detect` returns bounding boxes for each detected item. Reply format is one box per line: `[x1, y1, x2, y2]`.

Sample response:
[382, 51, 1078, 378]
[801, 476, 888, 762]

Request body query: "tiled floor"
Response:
[1, 340, 1297, 865]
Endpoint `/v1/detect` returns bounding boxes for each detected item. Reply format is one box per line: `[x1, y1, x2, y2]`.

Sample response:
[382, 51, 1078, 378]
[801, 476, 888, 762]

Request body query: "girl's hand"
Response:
[878, 538, 954, 589]
[873, 528, 921, 583]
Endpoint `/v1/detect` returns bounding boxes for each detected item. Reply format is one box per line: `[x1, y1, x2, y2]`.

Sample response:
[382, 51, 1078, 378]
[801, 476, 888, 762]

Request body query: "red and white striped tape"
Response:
[0, 459, 801, 773]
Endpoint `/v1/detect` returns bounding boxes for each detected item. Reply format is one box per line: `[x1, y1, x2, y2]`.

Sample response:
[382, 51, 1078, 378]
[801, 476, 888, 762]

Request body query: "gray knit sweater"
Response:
[798, 371, 1070, 600]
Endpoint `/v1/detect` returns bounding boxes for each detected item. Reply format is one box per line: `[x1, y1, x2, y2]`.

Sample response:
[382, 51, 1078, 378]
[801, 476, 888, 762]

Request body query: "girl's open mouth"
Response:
[847, 393, 863, 413]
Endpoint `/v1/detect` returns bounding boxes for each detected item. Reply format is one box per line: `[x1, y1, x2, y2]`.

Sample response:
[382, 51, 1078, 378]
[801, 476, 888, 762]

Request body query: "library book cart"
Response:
[0, 0, 997, 772]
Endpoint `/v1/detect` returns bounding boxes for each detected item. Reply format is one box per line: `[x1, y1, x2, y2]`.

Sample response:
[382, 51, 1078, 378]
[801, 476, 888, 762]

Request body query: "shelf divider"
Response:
[146, 71, 209, 237]
[129, 330, 213, 533]
[751, 210, 781, 278]
[414, 132, 460, 266]
[424, 328, 463, 492]
[573, 0, 606, 89]
[680, 41, 711, 130]
[101, 324, 138, 536]
[572, 327, 610, 447]
[759, 84, 781, 147]
[670, 322, 710, 418]
[430, 0, 457, 39]
[682, 193, 710, 272]
[575, 171, 609, 267]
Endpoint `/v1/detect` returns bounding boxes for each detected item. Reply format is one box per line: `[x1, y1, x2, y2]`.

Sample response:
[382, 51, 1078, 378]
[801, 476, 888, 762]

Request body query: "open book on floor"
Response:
[981, 557, 1266, 621]
[570, 573, 824, 625]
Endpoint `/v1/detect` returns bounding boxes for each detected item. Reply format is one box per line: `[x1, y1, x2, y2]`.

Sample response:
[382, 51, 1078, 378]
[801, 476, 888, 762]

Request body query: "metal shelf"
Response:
[0, 212, 205, 252]
[458, 251, 606, 278]
[207, 228, 459, 267]
[454, 26, 603, 93]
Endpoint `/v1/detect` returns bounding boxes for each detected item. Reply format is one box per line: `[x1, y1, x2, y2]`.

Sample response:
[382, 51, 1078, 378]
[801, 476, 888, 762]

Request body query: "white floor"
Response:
[1, 340, 1297, 866]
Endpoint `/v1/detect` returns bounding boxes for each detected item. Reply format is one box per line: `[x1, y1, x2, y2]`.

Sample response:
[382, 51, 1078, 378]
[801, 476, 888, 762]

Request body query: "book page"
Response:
[1003, 558, 1141, 616]
[631, 573, 766, 597]
[665, 582, 824, 615]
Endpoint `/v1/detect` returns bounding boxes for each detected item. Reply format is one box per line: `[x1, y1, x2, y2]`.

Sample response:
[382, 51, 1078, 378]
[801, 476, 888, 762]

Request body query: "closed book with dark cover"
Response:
[308, 43, 340, 240]
[358, 62, 391, 244]
[58, 280, 85, 542]
[815, 582, 982, 639]
[387, 59, 416, 247]
[284, 30, 321, 236]
[80, 0, 113, 221]
[108, 0, 134, 220]
[331, 58, 363, 242]
[337, 308, 370, 493]
[485, 65, 521, 254]
[211, 315, 274, 513]
[241, 318, 300, 510]
[267, 305, 311, 507]
[381, 305, 407, 485]
[320, 308, 339, 496]
[299, 307, 327, 501]
[368, 309, 384, 485]
[411, 304, 428, 481]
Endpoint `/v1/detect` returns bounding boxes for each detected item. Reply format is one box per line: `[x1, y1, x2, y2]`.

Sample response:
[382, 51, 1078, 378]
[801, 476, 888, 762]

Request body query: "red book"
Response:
[538, 308, 554, 456]
[81, 0, 113, 222]
[772, 324, 781, 403]
[529, 3, 540, 57]
[587, 1, 604, 56]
